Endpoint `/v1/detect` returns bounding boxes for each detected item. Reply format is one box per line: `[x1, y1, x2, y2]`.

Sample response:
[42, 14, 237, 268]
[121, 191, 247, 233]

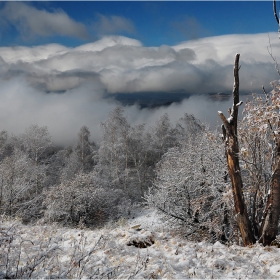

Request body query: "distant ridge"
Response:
[110, 92, 191, 109]
[108, 92, 255, 109]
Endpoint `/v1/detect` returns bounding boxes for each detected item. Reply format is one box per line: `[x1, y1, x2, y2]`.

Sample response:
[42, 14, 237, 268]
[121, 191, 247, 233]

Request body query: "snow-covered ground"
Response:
[1, 208, 280, 279]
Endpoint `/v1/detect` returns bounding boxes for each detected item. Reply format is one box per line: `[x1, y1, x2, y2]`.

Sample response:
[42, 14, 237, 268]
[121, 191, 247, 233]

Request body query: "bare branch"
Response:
[262, 85, 269, 99]
[267, 33, 280, 76]
[218, 111, 229, 127]
[274, 0, 279, 24]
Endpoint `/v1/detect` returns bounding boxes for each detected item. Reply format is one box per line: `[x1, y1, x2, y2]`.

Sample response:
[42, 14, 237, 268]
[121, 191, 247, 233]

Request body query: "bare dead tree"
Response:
[218, 54, 255, 246]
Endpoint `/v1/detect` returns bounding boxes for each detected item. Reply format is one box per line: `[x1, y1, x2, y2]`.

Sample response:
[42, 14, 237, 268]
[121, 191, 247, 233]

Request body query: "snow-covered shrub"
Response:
[0, 147, 46, 223]
[0, 224, 60, 279]
[237, 81, 280, 243]
[0, 221, 110, 279]
[146, 127, 234, 243]
[43, 171, 130, 227]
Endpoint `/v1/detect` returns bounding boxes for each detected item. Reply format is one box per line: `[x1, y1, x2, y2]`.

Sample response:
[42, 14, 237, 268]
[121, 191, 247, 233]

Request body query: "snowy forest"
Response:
[0, 105, 226, 230]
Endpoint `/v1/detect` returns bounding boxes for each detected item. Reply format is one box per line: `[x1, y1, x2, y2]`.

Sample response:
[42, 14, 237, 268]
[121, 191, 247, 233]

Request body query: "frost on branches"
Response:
[239, 80, 280, 245]
[146, 126, 235, 243]
[43, 171, 130, 226]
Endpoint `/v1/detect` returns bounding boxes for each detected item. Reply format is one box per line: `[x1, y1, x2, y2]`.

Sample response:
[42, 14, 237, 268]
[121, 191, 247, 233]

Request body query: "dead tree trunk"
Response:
[218, 54, 255, 246]
[259, 130, 280, 245]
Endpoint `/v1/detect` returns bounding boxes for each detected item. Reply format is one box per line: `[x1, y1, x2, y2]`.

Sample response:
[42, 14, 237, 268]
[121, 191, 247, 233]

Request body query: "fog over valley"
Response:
[0, 33, 279, 144]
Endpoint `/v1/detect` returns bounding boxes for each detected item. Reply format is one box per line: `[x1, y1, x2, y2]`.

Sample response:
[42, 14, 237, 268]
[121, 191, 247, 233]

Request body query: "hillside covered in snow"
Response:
[2, 208, 280, 279]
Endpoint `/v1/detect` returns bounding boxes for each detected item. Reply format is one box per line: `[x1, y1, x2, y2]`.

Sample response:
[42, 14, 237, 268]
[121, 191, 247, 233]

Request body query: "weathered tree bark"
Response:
[218, 54, 255, 246]
[259, 131, 280, 245]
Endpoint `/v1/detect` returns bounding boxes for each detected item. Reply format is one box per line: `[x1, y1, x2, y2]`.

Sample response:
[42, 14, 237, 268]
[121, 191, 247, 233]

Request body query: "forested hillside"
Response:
[0, 107, 215, 227]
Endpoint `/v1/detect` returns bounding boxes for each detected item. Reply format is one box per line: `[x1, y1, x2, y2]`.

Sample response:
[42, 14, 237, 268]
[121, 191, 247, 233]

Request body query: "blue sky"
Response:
[0, 1, 278, 47]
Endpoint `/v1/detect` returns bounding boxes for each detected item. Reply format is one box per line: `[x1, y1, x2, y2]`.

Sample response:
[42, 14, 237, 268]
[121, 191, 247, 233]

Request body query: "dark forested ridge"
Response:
[111, 92, 191, 108]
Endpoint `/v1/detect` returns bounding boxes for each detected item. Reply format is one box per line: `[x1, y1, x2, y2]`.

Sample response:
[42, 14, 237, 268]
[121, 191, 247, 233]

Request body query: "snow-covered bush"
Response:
[0, 223, 60, 279]
[0, 147, 47, 223]
[0, 220, 109, 279]
[146, 127, 234, 243]
[43, 171, 130, 227]
[237, 80, 280, 243]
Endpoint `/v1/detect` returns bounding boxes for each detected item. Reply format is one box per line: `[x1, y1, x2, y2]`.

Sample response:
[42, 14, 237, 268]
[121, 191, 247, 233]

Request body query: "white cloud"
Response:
[0, 33, 278, 144]
[174, 33, 279, 66]
[0, 44, 69, 64]
[75, 36, 142, 52]
[0, 2, 88, 39]
[0, 32, 275, 94]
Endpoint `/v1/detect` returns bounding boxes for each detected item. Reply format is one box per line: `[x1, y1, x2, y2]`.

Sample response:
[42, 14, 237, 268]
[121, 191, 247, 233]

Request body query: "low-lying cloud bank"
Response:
[0, 33, 278, 144]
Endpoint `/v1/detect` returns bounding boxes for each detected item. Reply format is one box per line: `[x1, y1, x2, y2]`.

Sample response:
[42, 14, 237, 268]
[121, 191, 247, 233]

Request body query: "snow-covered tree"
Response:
[60, 127, 96, 182]
[146, 125, 232, 243]
[147, 113, 179, 163]
[238, 102, 272, 241]
[74, 126, 96, 172]
[238, 79, 280, 245]
[175, 113, 204, 142]
[21, 125, 52, 195]
[98, 107, 131, 190]
[0, 148, 35, 219]
[22, 125, 52, 164]
[124, 124, 151, 196]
